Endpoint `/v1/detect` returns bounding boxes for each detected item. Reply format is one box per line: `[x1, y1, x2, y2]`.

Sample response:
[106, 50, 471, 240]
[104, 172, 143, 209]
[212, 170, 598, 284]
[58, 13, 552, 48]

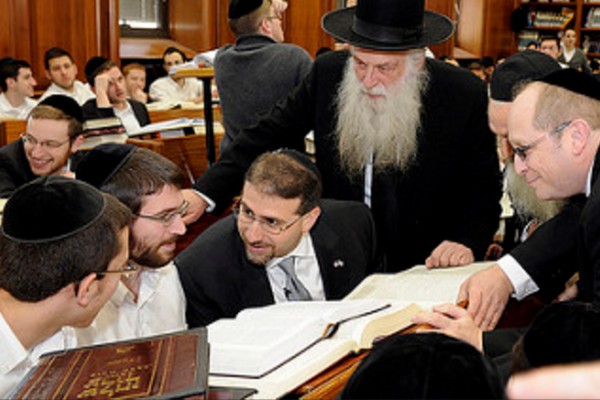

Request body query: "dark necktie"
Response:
[277, 257, 312, 301]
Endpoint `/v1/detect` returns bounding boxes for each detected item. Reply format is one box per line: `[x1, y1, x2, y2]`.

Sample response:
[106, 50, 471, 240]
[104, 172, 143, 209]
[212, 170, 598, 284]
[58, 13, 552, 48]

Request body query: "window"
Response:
[120, 0, 169, 38]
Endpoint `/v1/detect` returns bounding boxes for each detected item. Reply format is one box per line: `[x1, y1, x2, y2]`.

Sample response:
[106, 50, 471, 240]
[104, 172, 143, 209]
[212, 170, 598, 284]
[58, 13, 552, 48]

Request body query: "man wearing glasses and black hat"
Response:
[184, 0, 502, 274]
[0, 94, 85, 197]
[75, 143, 188, 345]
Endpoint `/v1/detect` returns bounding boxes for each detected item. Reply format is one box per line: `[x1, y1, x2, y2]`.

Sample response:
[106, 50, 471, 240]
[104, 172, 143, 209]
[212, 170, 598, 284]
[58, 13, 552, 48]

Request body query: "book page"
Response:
[208, 300, 391, 378]
[344, 262, 493, 310]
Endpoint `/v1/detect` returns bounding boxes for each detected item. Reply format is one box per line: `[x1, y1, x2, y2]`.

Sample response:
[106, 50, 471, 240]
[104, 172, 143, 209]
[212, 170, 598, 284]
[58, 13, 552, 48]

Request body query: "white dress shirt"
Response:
[266, 234, 326, 302]
[113, 101, 142, 133]
[149, 76, 203, 103]
[76, 262, 187, 346]
[39, 81, 95, 105]
[0, 312, 77, 398]
[498, 161, 595, 299]
[0, 93, 37, 119]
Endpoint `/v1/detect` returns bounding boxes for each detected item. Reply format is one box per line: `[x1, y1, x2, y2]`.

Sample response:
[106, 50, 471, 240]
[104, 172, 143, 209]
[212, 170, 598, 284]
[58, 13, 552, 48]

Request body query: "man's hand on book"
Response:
[458, 264, 513, 331]
[411, 303, 483, 352]
[182, 189, 208, 224]
[425, 240, 474, 268]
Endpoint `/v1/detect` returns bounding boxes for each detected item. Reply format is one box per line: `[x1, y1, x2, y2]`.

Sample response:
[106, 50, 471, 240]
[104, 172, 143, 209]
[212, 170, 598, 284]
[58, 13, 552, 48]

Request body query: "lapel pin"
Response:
[333, 259, 344, 268]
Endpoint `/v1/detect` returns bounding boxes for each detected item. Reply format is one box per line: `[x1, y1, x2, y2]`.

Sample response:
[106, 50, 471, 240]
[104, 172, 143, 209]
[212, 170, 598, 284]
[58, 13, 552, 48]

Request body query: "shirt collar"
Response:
[266, 233, 312, 270]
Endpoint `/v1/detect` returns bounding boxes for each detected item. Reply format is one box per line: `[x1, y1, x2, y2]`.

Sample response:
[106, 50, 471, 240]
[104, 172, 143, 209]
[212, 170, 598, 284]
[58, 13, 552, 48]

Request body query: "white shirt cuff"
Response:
[497, 254, 540, 300]
[191, 190, 215, 213]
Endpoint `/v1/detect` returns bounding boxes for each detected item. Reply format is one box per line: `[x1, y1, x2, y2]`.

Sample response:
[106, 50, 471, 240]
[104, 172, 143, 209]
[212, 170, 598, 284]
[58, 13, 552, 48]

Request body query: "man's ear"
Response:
[6, 77, 16, 90]
[569, 119, 591, 156]
[45, 70, 52, 81]
[70, 134, 85, 153]
[259, 18, 271, 36]
[75, 273, 99, 308]
[301, 206, 321, 234]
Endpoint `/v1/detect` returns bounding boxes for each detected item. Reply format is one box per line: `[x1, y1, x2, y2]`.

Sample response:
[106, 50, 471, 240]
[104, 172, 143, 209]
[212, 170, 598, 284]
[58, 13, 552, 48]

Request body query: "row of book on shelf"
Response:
[12, 261, 492, 399]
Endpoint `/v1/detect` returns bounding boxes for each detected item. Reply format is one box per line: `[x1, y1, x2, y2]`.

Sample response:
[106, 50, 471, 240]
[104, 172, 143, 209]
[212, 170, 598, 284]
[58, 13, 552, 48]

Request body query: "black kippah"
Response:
[522, 301, 600, 368]
[490, 50, 561, 102]
[229, 0, 263, 19]
[38, 94, 84, 123]
[76, 143, 136, 188]
[84, 56, 110, 84]
[1, 177, 105, 243]
[538, 68, 600, 102]
[274, 148, 321, 180]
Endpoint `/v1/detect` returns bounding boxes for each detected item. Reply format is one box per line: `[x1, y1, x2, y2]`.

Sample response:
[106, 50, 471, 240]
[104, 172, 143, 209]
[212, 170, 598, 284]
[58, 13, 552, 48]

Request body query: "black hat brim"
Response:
[322, 6, 454, 51]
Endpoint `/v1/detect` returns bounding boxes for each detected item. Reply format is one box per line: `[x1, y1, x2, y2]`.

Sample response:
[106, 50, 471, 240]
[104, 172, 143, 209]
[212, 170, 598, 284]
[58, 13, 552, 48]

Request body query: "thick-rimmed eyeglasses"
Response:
[136, 200, 189, 226]
[232, 200, 303, 235]
[97, 263, 138, 279]
[20, 132, 71, 149]
[511, 120, 572, 161]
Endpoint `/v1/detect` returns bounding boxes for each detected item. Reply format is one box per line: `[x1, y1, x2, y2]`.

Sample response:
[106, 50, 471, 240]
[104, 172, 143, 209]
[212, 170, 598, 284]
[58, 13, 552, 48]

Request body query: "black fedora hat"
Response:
[322, 0, 454, 51]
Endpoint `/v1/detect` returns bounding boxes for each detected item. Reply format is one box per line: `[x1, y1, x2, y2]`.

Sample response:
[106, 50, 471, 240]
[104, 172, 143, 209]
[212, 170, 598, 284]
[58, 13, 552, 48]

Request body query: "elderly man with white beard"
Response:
[183, 0, 502, 272]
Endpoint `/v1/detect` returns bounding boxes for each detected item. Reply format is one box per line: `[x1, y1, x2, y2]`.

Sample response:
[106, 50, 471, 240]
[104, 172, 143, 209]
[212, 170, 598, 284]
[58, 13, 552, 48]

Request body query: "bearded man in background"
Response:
[185, 0, 502, 272]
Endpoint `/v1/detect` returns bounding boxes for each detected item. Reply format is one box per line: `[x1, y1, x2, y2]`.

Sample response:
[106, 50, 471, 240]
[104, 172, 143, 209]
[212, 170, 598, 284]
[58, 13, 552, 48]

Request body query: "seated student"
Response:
[176, 149, 381, 327]
[82, 56, 150, 133]
[0, 58, 37, 119]
[39, 47, 95, 105]
[0, 95, 85, 197]
[123, 63, 148, 104]
[0, 177, 131, 398]
[75, 143, 188, 344]
[149, 47, 203, 105]
[339, 333, 504, 399]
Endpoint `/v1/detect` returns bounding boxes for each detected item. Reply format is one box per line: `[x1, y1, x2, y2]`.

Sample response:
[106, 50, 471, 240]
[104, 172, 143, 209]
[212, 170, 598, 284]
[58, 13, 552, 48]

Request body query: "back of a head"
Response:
[512, 301, 600, 373]
[76, 143, 186, 214]
[245, 149, 322, 215]
[340, 333, 504, 399]
[0, 176, 131, 302]
[228, 0, 271, 36]
[490, 49, 561, 102]
[44, 47, 73, 70]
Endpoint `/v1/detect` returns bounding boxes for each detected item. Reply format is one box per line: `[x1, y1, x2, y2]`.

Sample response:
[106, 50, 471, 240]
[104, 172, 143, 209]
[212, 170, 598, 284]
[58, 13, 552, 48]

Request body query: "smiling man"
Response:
[176, 150, 381, 327]
[75, 143, 188, 345]
[184, 0, 502, 273]
[0, 58, 37, 119]
[0, 95, 85, 197]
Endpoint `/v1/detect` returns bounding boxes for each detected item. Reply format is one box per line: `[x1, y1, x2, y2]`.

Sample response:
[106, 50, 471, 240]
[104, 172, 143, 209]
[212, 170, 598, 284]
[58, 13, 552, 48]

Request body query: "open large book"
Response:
[209, 261, 493, 398]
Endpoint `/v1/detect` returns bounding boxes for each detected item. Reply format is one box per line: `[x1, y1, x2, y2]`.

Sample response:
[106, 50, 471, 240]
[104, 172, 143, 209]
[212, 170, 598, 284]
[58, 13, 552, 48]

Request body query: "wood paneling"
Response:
[285, 0, 337, 57]
[170, 1, 218, 52]
[0, 0, 119, 89]
[426, 0, 456, 58]
[456, 0, 484, 56]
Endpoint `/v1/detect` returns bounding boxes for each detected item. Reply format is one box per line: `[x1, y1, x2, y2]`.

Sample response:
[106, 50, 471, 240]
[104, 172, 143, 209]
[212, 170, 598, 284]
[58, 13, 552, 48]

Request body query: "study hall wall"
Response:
[0, 0, 118, 90]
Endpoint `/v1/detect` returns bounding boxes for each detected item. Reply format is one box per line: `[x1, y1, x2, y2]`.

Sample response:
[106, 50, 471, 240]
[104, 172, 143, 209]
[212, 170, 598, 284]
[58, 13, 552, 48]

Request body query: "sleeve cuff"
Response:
[497, 254, 540, 300]
[192, 190, 215, 213]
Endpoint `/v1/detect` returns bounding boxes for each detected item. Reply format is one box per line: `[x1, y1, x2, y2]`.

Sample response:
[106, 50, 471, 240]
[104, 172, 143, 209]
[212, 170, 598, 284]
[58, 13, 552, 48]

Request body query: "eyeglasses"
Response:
[266, 15, 282, 22]
[20, 132, 71, 149]
[512, 120, 572, 161]
[96, 263, 138, 279]
[136, 199, 189, 226]
[232, 200, 304, 235]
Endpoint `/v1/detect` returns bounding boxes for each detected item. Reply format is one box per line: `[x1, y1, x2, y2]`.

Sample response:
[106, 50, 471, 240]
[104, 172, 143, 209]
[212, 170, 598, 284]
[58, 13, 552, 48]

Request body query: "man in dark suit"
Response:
[82, 57, 150, 133]
[422, 70, 600, 341]
[182, 0, 502, 273]
[0, 95, 85, 197]
[176, 150, 381, 327]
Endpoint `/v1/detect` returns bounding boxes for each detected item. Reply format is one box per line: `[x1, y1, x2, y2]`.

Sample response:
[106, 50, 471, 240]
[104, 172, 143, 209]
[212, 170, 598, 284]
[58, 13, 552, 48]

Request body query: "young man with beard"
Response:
[176, 150, 380, 327]
[39, 47, 95, 105]
[0, 177, 131, 397]
[215, 0, 312, 152]
[0, 58, 37, 119]
[182, 0, 502, 273]
[0, 95, 85, 197]
[75, 143, 188, 344]
[82, 57, 150, 133]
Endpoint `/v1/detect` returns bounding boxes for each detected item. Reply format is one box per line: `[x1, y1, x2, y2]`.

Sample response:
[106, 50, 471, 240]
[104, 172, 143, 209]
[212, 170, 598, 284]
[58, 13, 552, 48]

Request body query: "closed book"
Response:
[12, 329, 209, 400]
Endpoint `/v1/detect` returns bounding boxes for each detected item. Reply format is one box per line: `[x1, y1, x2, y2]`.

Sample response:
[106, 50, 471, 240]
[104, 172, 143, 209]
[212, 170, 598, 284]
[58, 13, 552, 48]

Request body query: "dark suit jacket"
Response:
[0, 140, 35, 197]
[175, 199, 382, 327]
[193, 50, 502, 271]
[82, 98, 150, 126]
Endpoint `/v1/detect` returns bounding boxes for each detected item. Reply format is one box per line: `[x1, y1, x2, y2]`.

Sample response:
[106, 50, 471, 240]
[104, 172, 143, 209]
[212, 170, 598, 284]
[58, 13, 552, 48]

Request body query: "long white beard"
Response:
[335, 54, 429, 176]
[505, 159, 565, 222]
